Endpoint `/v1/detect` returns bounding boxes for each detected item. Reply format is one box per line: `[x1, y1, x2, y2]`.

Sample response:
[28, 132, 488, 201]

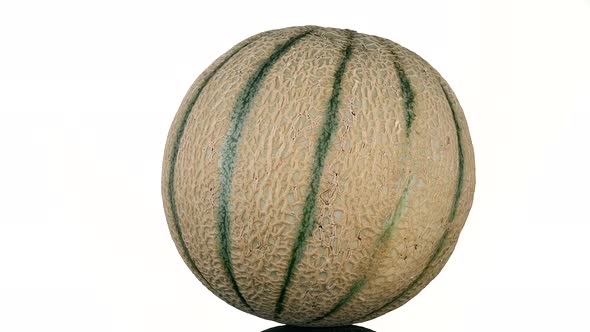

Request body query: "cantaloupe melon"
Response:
[161, 25, 475, 327]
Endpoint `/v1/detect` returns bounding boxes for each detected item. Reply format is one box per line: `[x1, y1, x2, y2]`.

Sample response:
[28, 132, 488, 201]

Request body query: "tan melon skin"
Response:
[162, 26, 475, 327]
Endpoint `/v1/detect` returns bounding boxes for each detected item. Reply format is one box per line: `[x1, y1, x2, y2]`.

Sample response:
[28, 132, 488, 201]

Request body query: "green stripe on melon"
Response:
[165, 39, 255, 292]
[274, 29, 356, 318]
[352, 82, 467, 323]
[308, 176, 415, 323]
[217, 28, 315, 311]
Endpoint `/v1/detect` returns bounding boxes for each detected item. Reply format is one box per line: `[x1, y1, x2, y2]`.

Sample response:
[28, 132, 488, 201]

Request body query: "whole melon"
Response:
[162, 25, 475, 327]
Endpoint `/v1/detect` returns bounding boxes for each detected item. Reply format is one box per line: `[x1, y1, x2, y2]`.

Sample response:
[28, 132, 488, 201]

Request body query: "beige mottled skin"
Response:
[162, 26, 475, 327]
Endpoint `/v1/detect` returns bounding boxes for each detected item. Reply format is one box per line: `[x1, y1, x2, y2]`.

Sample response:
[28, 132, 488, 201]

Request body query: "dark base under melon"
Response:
[262, 325, 375, 332]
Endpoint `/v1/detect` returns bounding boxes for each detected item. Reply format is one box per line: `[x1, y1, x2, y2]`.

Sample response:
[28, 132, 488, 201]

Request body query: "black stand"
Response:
[262, 325, 375, 332]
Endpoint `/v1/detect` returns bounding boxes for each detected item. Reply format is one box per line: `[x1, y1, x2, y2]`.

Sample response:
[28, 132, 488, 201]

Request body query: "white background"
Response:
[1, 1, 589, 331]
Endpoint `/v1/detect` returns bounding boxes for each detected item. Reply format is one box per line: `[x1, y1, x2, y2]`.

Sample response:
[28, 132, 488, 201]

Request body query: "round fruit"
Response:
[162, 25, 475, 327]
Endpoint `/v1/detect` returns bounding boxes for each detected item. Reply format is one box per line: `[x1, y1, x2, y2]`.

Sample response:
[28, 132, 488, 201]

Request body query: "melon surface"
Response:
[162, 25, 475, 327]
